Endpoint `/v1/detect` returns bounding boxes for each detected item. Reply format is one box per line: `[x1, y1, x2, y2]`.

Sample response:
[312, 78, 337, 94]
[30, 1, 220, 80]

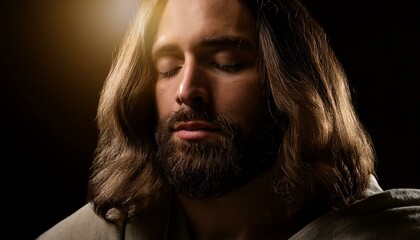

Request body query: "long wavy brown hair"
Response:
[88, 0, 375, 223]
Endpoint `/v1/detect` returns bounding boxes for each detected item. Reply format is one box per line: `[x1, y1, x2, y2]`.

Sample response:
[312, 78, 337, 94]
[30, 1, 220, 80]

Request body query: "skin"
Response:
[152, 0, 295, 239]
[153, 0, 264, 141]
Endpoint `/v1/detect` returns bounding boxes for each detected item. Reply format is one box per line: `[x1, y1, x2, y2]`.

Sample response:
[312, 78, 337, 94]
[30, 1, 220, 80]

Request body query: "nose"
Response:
[176, 60, 209, 107]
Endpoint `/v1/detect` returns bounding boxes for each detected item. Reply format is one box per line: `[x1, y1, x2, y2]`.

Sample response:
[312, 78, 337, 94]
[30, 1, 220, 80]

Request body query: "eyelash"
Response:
[158, 62, 243, 79]
[159, 67, 181, 79]
[210, 62, 243, 73]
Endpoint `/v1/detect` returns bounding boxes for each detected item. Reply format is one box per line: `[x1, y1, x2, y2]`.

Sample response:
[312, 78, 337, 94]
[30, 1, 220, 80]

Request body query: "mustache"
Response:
[168, 108, 214, 123]
[157, 108, 237, 139]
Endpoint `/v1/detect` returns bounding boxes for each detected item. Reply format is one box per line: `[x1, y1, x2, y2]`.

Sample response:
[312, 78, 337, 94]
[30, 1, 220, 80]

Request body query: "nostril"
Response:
[177, 93, 208, 109]
[176, 95, 183, 105]
[177, 87, 209, 107]
[191, 95, 206, 107]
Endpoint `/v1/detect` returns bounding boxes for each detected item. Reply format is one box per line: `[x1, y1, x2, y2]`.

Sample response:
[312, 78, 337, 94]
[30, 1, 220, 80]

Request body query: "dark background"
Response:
[1, 0, 418, 239]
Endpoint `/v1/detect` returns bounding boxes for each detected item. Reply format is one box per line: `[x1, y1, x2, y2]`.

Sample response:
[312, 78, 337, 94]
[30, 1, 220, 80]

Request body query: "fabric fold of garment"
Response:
[37, 175, 420, 240]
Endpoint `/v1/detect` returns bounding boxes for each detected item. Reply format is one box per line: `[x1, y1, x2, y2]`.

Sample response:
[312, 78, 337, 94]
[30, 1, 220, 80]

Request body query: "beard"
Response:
[155, 108, 280, 198]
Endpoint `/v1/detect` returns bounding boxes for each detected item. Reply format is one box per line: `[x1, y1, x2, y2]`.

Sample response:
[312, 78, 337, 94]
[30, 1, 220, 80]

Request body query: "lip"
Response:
[173, 121, 220, 140]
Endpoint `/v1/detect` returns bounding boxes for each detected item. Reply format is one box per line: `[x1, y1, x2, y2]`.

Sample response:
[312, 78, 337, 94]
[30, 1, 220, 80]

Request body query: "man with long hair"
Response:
[38, 0, 420, 239]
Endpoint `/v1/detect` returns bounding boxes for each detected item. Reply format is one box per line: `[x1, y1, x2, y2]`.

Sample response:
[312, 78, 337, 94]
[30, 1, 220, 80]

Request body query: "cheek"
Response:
[216, 79, 266, 122]
[155, 82, 175, 121]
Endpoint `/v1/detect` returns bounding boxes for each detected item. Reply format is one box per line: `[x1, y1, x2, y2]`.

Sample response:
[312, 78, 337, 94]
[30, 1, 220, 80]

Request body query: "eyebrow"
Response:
[152, 36, 255, 60]
[200, 36, 255, 50]
[152, 44, 180, 60]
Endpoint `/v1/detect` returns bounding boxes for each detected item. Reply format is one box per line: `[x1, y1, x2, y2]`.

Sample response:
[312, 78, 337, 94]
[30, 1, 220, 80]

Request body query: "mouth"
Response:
[172, 121, 220, 140]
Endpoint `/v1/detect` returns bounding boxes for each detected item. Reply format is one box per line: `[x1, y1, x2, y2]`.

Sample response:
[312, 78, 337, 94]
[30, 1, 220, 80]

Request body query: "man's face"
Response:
[152, 0, 277, 197]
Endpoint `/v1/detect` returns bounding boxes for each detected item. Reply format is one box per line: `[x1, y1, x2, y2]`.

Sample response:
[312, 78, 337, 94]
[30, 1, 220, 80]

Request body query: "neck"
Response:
[176, 170, 299, 240]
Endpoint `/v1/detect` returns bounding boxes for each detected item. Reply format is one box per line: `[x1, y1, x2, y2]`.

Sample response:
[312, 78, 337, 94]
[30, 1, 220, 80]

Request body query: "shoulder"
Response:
[36, 194, 185, 240]
[338, 187, 420, 239]
[292, 176, 420, 239]
[36, 203, 120, 240]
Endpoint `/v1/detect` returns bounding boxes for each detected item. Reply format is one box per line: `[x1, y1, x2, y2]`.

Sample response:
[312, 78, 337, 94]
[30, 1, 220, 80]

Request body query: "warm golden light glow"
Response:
[32, 0, 138, 89]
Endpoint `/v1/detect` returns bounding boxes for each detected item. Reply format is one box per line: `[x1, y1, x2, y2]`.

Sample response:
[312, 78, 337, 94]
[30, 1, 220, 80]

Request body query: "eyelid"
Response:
[210, 49, 253, 71]
[158, 66, 182, 79]
[155, 55, 182, 79]
[210, 62, 243, 73]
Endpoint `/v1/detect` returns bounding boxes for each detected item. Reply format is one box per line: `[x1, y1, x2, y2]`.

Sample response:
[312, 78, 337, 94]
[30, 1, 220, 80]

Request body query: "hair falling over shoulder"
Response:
[87, 0, 376, 222]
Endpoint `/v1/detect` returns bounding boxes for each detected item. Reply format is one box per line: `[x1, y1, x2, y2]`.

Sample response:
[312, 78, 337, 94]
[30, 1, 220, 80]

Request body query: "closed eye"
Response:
[210, 62, 243, 73]
[159, 67, 182, 79]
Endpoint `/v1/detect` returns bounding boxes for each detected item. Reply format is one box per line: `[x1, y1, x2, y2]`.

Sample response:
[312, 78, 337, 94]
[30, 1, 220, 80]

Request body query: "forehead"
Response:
[152, 0, 256, 52]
